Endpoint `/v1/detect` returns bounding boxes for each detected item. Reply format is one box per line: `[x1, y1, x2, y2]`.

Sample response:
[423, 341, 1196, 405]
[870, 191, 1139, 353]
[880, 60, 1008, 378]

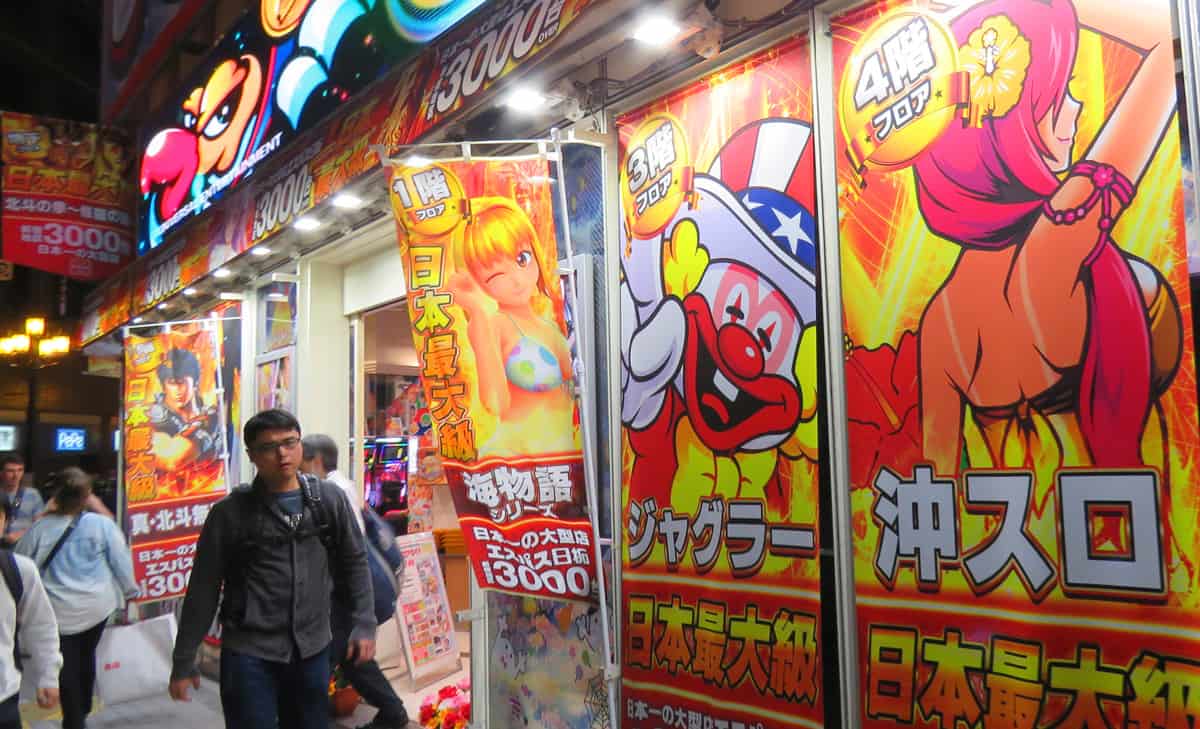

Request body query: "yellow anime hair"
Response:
[454, 197, 556, 317]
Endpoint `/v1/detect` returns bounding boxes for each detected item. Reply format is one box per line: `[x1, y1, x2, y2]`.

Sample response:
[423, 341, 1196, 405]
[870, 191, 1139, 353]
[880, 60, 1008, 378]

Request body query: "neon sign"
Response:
[138, 0, 484, 254]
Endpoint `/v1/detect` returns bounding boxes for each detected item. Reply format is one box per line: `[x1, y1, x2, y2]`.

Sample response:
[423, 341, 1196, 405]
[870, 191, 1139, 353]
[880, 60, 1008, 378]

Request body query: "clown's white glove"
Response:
[620, 277, 686, 430]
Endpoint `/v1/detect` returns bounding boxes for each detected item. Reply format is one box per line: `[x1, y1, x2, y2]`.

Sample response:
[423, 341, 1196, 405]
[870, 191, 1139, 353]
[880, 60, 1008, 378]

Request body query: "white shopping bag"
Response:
[93, 614, 177, 706]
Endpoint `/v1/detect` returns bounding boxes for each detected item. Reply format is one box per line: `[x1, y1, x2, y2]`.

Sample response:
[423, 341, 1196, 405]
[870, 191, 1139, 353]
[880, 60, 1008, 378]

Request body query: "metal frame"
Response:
[1179, 0, 1200, 250]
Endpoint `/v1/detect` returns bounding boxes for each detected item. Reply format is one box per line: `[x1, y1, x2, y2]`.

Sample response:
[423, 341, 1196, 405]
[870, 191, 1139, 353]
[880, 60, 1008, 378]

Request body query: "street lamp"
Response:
[0, 317, 72, 472]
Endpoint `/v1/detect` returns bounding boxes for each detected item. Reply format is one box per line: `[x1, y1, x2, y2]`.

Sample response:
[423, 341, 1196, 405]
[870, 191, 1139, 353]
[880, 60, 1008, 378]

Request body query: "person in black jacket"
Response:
[168, 409, 376, 729]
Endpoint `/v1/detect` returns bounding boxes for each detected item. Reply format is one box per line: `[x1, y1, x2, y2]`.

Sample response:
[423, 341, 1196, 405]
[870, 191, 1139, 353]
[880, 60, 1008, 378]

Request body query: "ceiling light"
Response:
[293, 216, 320, 232]
[213, 267, 232, 279]
[251, 246, 272, 257]
[632, 14, 682, 46]
[266, 293, 289, 302]
[132, 317, 144, 324]
[219, 292, 244, 301]
[183, 287, 198, 296]
[156, 303, 168, 310]
[505, 86, 548, 112]
[404, 155, 432, 168]
[332, 192, 364, 208]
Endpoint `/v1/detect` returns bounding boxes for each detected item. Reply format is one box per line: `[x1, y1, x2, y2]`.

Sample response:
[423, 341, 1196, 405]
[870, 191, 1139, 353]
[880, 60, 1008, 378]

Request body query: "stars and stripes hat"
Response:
[708, 118, 818, 272]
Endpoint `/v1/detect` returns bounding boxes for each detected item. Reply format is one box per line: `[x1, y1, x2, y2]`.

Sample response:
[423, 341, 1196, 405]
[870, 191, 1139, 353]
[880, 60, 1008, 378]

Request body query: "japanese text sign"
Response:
[0, 111, 135, 280]
[833, 1, 1200, 727]
[386, 157, 596, 601]
[124, 320, 231, 603]
[618, 37, 824, 729]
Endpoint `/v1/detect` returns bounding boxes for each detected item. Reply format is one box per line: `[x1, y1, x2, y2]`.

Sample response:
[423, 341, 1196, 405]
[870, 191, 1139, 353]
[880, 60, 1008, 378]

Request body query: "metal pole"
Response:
[23, 366, 36, 476]
[811, 8, 864, 729]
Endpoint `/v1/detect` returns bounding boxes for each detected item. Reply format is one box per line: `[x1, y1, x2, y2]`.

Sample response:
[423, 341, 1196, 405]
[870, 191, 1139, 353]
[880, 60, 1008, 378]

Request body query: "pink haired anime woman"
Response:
[915, 0, 1182, 475]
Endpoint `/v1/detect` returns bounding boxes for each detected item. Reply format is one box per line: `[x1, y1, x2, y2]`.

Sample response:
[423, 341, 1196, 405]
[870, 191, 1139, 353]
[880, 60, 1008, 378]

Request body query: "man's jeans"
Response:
[220, 645, 331, 729]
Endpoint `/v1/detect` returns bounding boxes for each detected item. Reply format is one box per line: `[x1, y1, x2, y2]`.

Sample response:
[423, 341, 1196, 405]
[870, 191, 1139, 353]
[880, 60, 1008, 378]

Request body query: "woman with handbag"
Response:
[16, 468, 138, 729]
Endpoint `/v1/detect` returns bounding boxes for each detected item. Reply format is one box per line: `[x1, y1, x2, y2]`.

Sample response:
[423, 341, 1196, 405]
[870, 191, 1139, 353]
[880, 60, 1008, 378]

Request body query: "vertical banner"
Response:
[123, 315, 233, 602]
[385, 157, 596, 601]
[0, 111, 135, 279]
[832, 1, 1200, 728]
[618, 38, 824, 729]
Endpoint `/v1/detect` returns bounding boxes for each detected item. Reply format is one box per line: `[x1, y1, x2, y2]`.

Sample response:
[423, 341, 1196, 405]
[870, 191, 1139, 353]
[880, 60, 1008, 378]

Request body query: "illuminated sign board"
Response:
[0, 426, 15, 452]
[137, 0, 485, 254]
[55, 427, 87, 453]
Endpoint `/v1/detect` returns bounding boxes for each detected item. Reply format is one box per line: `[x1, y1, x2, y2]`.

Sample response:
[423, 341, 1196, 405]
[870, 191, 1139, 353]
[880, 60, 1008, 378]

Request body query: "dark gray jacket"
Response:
[171, 474, 375, 680]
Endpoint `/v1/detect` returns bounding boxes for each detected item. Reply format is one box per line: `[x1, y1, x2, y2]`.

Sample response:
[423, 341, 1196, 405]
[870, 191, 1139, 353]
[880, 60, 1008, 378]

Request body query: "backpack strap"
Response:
[40, 514, 82, 573]
[1, 551, 24, 671]
[299, 475, 336, 551]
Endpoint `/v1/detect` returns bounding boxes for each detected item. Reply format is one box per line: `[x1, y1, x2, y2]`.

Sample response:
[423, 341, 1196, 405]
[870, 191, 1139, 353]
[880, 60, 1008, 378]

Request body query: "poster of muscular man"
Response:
[124, 319, 232, 602]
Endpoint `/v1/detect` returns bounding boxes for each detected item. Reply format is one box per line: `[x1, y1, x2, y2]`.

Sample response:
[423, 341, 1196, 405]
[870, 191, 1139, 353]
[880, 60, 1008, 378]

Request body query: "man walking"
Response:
[0, 455, 43, 546]
[169, 410, 376, 728]
[302, 435, 409, 729]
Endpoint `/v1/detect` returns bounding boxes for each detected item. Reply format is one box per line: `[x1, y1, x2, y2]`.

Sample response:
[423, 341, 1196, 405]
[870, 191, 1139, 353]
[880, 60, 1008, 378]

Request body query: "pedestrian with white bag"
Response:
[17, 468, 138, 729]
[0, 493, 61, 729]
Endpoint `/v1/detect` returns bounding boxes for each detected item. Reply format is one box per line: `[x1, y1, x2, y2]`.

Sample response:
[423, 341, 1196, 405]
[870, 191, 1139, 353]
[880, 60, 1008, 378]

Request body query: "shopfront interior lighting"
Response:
[251, 246, 272, 257]
[219, 292, 244, 301]
[293, 216, 320, 232]
[183, 287, 198, 296]
[332, 192, 364, 209]
[505, 86, 548, 113]
[404, 154, 432, 168]
[24, 318, 45, 336]
[132, 317, 144, 324]
[265, 292, 289, 302]
[632, 14, 682, 46]
[213, 267, 233, 279]
[156, 303, 168, 311]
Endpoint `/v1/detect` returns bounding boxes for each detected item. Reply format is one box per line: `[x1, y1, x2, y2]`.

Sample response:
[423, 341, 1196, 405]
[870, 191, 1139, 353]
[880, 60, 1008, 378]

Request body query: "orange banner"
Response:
[618, 37, 823, 729]
[386, 157, 596, 601]
[833, 0, 1200, 727]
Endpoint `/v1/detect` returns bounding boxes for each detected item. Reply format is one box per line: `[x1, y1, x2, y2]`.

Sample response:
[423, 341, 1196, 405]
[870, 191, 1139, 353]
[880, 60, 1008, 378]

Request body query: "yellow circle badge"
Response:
[620, 114, 691, 241]
[389, 163, 467, 238]
[837, 11, 966, 174]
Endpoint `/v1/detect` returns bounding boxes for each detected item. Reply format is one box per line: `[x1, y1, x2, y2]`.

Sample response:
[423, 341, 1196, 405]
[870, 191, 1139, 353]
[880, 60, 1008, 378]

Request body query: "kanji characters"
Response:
[725, 606, 771, 693]
[919, 629, 985, 729]
[495, 466, 535, 504]
[627, 595, 655, 670]
[656, 596, 695, 674]
[768, 609, 818, 704]
[412, 167, 452, 206]
[412, 288, 454, 333]
[645, 121, 678, 179]
[422, 333, 459, 379]
[881, 16, 936, 95]
[408, 244, 446, 289]
[465, 470, 500, 508]
[1127, 651, 1200, 729]
[984, 638, 1044, 729]
[867, 626, 918, 723]
[692, 600, 727, 685]
[874, 466, 958, 589]
[1046, 646, 1124, 729]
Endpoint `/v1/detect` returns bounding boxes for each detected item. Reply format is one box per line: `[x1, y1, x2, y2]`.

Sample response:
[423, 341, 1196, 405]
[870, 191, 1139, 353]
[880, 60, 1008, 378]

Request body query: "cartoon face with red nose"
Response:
[140, 54, 264, 226]
[683, 260, 804, 454]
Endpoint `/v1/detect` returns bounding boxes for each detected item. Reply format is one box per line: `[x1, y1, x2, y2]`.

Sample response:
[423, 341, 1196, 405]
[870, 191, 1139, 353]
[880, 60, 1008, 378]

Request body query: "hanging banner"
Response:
[385, 156, 595, 602]
[833, 1, 1200, 727]
[618, 37, 823, 729]
[123, 309, 239, 603]
[0, 111, 135, 280]
[79, 269, 133, 345]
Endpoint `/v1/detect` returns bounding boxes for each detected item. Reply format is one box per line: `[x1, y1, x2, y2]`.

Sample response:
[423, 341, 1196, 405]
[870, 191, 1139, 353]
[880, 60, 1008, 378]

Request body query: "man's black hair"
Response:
[0, 453, 23, 469]
[301, 435, 339, 472]
[157, 348, 202, 385]
[244, 409, 301, 448]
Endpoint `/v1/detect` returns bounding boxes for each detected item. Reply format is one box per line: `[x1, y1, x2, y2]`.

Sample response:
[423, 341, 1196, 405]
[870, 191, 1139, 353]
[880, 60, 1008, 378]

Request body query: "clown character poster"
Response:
[618, 37, 823, 729]
[386, 157, 596, 602]
[833, 0, 1200, 727]
[123, 317, 232, 602]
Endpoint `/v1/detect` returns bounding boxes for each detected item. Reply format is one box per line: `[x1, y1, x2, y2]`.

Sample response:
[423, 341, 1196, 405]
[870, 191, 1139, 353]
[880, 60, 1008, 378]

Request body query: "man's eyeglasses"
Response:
[249, 436, 301, 456]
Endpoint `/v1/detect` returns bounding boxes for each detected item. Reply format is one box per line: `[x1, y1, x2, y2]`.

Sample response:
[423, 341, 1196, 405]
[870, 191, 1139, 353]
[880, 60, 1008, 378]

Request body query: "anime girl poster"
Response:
[386, 157, 596, 602]
[834, 0, 1200, 726]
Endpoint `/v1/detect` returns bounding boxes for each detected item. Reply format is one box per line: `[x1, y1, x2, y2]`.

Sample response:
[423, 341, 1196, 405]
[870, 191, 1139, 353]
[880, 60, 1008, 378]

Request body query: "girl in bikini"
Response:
[447, 198, 576, 456]
[915, 0, 1183, 476]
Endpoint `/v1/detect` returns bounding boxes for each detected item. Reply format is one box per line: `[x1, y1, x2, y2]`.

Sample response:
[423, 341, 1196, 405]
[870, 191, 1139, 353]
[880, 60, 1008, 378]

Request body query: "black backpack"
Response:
[0, 550, 24, 670]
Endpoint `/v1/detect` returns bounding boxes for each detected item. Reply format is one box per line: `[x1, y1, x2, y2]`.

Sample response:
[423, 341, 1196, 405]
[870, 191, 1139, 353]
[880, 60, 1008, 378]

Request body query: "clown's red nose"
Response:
[718, 324, 763, 380]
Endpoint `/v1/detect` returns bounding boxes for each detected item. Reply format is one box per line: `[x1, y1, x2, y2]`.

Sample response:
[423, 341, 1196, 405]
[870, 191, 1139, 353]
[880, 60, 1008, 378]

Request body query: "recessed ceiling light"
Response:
[293, 216, 320, 231]
[266, 292, 289, 302]
[404, 155, 432, 168]
[505, 86, 548, 112]
[213, 267, 233, 279]
[156, 303, 168, 310]
[183, 287, 198, 296]
[132, 317, 144, 324]
[251, 246, 272, 257]
[332, 192, 364, 208]
[219, 292, 244, 301]
[632, 14, 682, 46]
